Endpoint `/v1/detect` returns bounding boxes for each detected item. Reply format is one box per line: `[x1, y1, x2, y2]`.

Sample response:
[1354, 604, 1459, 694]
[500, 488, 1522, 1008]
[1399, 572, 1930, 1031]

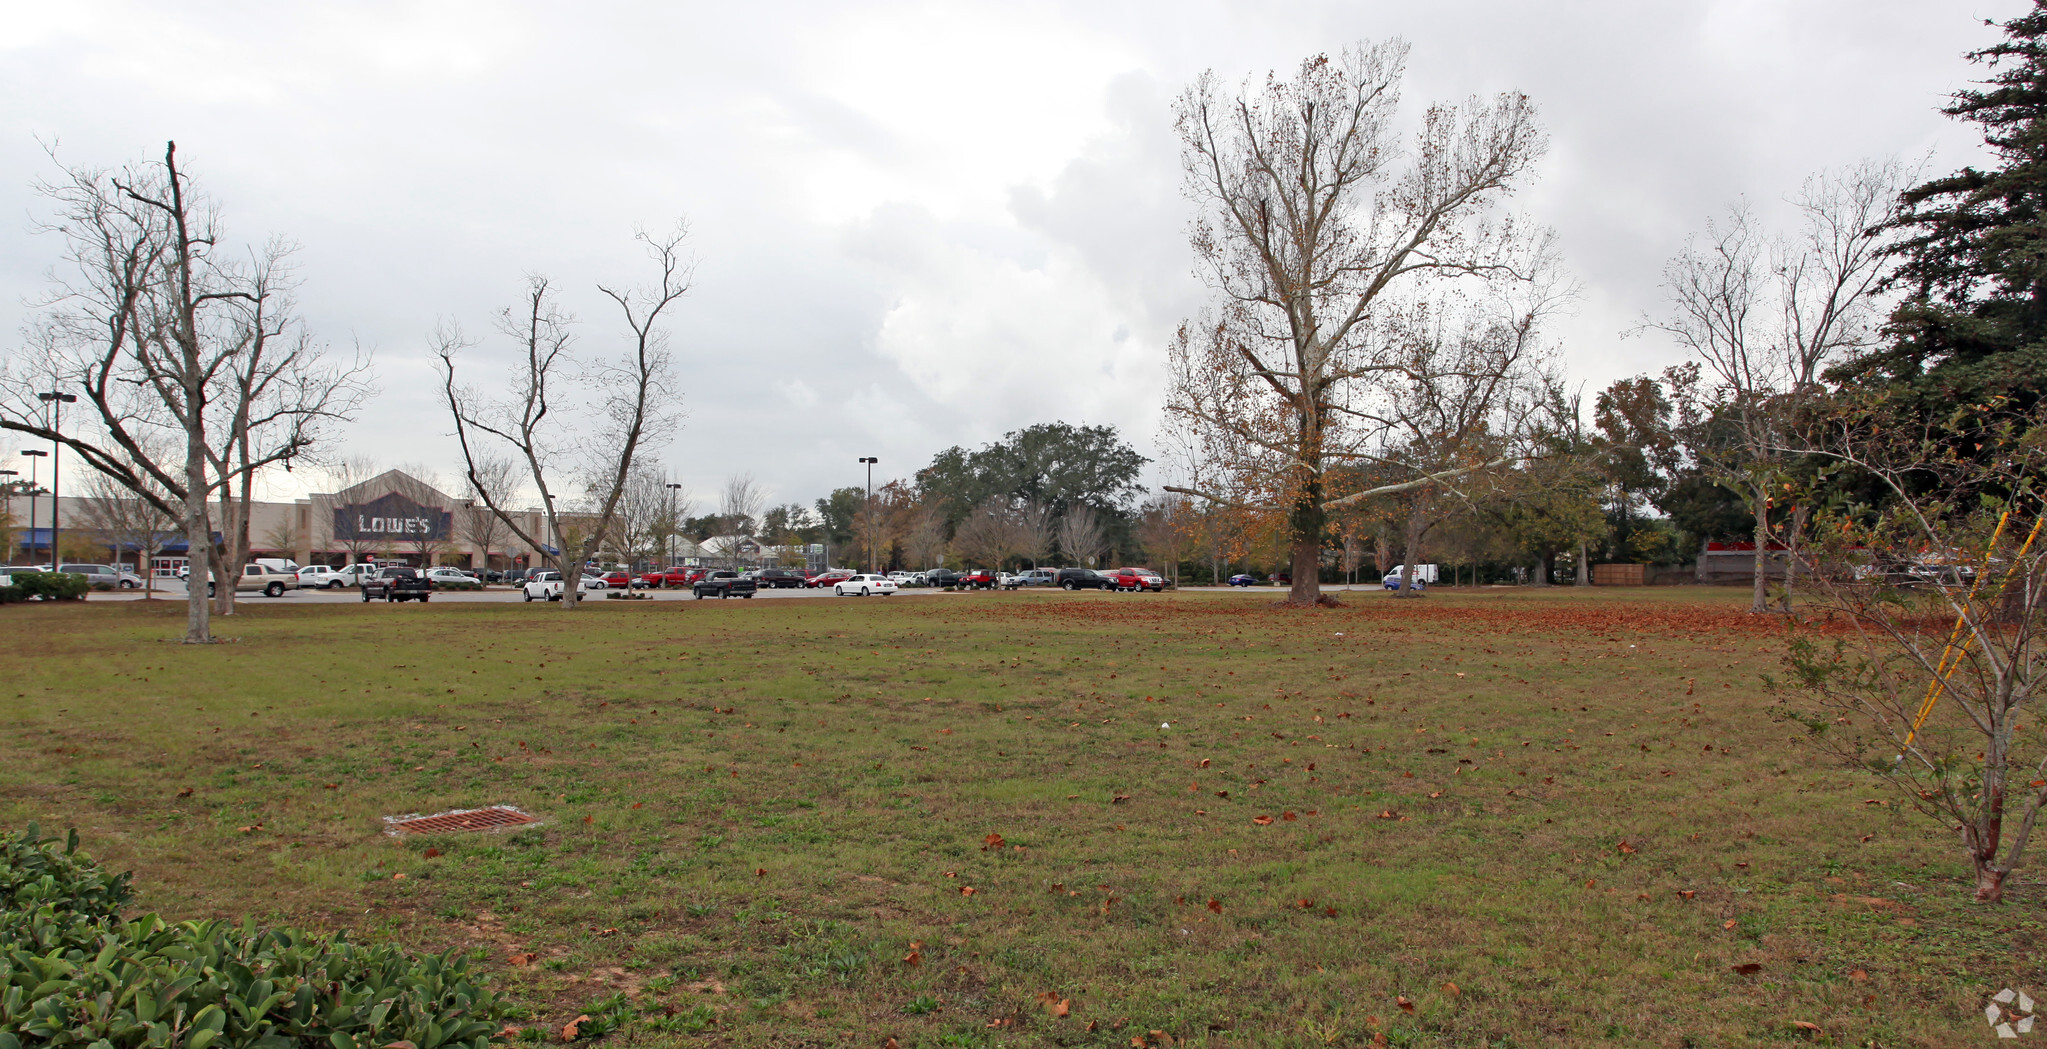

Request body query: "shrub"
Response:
[14, 573, 89, 602]
[0, 586, 22, 604]
[0, 825, 511, 1049]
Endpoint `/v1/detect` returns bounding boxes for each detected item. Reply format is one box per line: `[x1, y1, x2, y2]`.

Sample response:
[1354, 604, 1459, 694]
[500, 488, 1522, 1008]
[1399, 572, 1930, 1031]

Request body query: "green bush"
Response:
[0, 586, 22, 604]
[0, 825, 511, 1049]
[14, 573, 89, 601]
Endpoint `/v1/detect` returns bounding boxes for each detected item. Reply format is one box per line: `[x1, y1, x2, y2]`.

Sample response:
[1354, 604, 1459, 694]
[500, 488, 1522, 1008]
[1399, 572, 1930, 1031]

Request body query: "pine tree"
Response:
[1842, 3, 2047, 408]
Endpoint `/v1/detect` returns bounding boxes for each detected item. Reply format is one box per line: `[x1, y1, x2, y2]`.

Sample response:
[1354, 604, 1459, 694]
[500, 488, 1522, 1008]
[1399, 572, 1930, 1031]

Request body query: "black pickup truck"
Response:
[692, 571, 757, 599]
[361, 566, 434, 603]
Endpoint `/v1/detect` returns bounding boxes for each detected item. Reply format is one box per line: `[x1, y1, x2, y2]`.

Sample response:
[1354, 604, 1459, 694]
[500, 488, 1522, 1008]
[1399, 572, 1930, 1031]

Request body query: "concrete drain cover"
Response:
[384, 805, 539, 835]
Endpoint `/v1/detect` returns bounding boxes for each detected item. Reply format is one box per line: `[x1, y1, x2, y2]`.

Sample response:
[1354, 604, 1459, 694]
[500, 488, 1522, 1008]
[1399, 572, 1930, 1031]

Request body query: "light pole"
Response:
[0, 470, 15, 563]
[665, 483, 684, 567]
[37, 393, 76, 567]
[19, 450, 49, 565]
[857, 456, 877, 573]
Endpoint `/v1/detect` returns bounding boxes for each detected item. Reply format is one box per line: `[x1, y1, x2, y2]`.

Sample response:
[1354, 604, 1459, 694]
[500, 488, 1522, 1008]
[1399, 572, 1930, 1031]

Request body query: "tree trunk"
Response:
[1286, 468, 1324, 604]
[1575, 540, 1589, 586]
[1751, 488, 1770, 614]
[1781, 505, 1807, 613]
[181, 436, 210, 643]
[1395, 504, 1426, 599]
[1532, 551, 1552, 587]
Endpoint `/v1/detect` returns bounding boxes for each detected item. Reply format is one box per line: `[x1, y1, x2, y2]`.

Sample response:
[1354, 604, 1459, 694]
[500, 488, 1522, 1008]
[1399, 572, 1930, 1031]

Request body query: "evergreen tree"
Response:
[1843, 3, 2047, 408]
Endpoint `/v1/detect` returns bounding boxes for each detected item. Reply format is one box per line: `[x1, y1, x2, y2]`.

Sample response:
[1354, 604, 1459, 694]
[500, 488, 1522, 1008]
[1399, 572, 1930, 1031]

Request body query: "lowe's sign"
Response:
[333, 493, 451, 541]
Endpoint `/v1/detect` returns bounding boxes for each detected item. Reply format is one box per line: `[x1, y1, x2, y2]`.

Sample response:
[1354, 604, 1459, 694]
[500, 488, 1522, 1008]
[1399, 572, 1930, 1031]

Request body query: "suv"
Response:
[1053, 568, 1114, 591]
[922, 568, 963, 590]
[57, 563, 142, 589]
[1105, 568, 1165, 592]
[207, 563, 300, 598]
[757, 568, 807, 589]
[959, 568, 998, 590]
[1011, 568, 1056, 588]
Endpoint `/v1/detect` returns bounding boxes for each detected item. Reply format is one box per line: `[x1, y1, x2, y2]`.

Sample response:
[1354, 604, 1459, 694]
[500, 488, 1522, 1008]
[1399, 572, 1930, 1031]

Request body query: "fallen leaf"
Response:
[1112, 794, 1131, 805]
[1443, 982, 1460, 996]
[1252, 815, 1274, 826]
[984, 833, 1006, 849]
[1396, 995, 1415, 1013]
[1849, 969, 1867, 981]
[1427, 791, 1443, 799]
[1723, 920, 1737, 929]
[755, 868, 767, 877]
[561, 1015, 591, 1041]
[1282, 811, 1297, 821]
[508, 952, 538, 966]
[176, 787, 193, 798]
[903, 949, 922, 966]
[631, 802, 642, 809]
[1676, 889, 1695, 900]
[423, 847, 441, 859]
[1790, 1020, 1822, 1035]
[1731, 963, 1762, 975]
[960, 886, 977, 896]
[1207, 898, 1222, 914]
[1618, 840, 1637, 855]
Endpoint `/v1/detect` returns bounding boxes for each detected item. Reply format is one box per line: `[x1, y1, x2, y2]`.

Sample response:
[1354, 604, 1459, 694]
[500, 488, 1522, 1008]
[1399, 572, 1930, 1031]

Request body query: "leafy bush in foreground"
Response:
[11, 573, 88, 601]
[0, 826, 510, 1049]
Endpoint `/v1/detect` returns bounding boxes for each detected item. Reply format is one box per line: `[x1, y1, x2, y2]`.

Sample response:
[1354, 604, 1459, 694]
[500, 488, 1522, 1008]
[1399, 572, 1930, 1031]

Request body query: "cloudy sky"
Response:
[0, 1, 2025, 509]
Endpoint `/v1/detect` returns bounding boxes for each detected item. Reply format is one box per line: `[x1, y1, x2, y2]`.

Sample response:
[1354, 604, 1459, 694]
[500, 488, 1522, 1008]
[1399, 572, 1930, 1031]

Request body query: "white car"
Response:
[523, 570, 603, 602]
[297, 565, 349, 589]
[834, 573, 897, 597]
[425, 567, 478, 587]
[887, 571, 918, 584]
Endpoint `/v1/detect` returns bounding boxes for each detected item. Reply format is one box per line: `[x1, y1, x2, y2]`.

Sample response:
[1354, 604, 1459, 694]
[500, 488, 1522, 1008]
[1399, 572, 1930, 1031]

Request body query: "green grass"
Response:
[2, 587, 2041, 1047]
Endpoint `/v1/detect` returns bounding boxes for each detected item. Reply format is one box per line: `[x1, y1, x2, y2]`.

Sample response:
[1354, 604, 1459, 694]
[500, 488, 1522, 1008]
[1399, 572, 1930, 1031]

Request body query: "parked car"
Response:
[330, 563, 385, 588]
[204, 563, 300, 598]
[834, 573, 897, 597]
[598, 569, 632, 589]
[1227, 573, 1259, 587]
[360, 566, 432, 602]
[296, 565, 349, 589]
[922, 568, 963, 590]
[887, 571, 919, 585]
[1104, 568, 1165, 592]
[959, 568, 998, 590]
[1053, 568, 1115, 591]
[997, 572, 1019, 589]
[521, 569, 600, 602]
[693, 570, 757, 599]
[425, 567, 481, 588]
[757, 568, 807, 589]
[1011, 568, 1056, 588]
[56, 563, 143, 589]
[807, 569, 856, 589]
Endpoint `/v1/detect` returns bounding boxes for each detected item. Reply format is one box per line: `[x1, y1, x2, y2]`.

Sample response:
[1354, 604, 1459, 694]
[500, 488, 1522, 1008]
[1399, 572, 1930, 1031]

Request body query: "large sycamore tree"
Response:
[1164, 42, 1547, 605]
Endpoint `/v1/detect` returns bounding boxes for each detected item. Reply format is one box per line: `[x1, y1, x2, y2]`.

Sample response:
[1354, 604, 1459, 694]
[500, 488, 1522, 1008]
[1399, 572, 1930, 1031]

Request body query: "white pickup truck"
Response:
[522, 569, 603, 602]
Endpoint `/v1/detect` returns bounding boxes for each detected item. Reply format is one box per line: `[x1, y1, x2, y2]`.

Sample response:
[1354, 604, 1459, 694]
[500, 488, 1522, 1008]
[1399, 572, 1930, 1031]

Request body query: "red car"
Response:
[641, 566, 704, 587]
[1105, 568, 1165, 592]
[807, 569, 856, 589]
[600, 570, 632, 589]
[960, 568, 998, 590]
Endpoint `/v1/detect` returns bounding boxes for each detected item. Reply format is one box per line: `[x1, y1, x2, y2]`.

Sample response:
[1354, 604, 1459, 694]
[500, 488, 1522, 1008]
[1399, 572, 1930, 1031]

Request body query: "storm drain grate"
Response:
[384, 806, 539, 835]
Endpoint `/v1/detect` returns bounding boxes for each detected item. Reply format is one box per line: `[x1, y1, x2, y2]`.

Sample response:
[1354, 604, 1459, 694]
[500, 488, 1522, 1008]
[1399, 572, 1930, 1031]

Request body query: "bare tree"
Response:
[440, 226, 689, 608]
[1, 143, 367, 640]
[902, 502, 949, 570]
[459, 453, 518, 572]
[315, 455, 380, 565]
[1056, 504, 1108, 567]
[1016, 502, 1055, 569]
[1782, 405, 2047, 903]
[720, 472, 765, 535]
[76, 468, 177, 595]
[952, 497, 1025, 570]
[1644, 159, 1907, 612]
[1164, 42, 1547, 605]
[1137, 495, 1193, 583]
[612, 462, 670, 569]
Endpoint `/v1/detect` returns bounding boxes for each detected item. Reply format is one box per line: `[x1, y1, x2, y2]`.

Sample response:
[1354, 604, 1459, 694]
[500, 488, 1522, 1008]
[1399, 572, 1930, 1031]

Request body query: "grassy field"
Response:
[0, 587, 2038, 1047]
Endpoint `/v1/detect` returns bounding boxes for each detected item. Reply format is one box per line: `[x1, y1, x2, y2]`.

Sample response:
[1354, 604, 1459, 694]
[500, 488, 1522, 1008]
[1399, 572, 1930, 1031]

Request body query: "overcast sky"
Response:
[0, 1, 2026, 509]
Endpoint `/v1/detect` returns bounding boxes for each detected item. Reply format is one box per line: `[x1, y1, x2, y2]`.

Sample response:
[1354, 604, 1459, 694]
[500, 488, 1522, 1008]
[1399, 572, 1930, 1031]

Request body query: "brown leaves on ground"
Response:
[507, 951, 538, 966]
[1037, 991, 1071, 1017]
[982, 832, 1006, 850]
[1732, 963, 1763, 975]
[1396, 995, 1415, 1013]
[560, 1014, 591, 1041]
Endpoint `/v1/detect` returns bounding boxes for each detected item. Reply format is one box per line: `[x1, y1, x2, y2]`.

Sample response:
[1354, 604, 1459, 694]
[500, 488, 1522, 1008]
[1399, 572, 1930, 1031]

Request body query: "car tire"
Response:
[524, 592, 534, 602]
[120, 580, 137, 589]
[361, 588, 370, 603]
[265, 581, 285, 598]
[206, 582, 216, 597]
[1062, 581, 1077, 591]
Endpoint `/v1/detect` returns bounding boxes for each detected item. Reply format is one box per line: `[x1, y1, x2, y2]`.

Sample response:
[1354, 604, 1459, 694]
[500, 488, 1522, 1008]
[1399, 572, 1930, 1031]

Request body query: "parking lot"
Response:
[84, 580, 1371, 604]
